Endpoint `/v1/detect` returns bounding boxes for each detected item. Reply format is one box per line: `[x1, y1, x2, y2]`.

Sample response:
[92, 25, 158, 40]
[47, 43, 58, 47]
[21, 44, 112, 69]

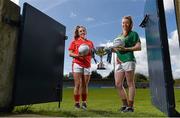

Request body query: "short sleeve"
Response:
[87, 40, 94, 49]
[68, 40, 75, 51]
[91, 41, 94, 49]
[133, 32, 140, 44]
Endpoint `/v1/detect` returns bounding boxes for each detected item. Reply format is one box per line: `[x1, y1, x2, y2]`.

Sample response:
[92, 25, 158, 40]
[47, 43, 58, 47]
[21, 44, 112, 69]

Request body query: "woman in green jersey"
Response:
[113, 16, 141, 112]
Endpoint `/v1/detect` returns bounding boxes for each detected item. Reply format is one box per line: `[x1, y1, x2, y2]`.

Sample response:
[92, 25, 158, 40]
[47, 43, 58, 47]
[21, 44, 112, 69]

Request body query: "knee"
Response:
[115, 82, 123, 89]
[74, 83, 80, 90]
[127, 82, 135, 88]
[81, 83, 87, 89]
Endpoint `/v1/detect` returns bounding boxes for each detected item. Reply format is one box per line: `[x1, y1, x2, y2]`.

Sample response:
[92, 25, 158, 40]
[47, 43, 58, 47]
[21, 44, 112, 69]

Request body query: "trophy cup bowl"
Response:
[93, 39, 125, 70]
[95, 46, 107, 70]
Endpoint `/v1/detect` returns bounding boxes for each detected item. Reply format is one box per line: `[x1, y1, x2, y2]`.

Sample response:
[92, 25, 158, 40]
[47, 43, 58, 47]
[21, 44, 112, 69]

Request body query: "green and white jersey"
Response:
[115, 31, 140, 63]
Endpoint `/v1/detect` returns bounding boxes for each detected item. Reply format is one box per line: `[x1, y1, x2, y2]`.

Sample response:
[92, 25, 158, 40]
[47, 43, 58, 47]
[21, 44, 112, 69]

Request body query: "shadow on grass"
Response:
[88, 109, 165, 117]
[88, 109, 120, 117]
[37, 109, 120, 117]
[12, 109, 80, 117]
[1, 108, 166, 117]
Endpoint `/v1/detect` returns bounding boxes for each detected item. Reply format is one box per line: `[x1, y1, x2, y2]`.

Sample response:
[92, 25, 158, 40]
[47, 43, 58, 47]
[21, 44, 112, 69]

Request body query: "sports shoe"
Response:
[74, 103, 80, 109]
[119, 106, 127, 112]
[81, 103, 87, 110]
[122, 107, 134, 112]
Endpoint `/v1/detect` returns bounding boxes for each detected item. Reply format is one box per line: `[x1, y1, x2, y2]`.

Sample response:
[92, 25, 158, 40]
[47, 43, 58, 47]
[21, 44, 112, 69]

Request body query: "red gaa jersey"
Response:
[68, 37, 94, 68]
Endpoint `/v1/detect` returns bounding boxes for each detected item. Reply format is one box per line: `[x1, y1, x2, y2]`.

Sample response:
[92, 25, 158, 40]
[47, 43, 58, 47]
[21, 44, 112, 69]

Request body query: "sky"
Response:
[13, 0, 180, 78]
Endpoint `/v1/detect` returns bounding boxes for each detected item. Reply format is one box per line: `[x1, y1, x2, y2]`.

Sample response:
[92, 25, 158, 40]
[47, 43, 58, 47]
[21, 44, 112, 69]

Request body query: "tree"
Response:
[91, 71, 102, 79]
[104, 70, 114, 80]
[134, 73, 148, 82]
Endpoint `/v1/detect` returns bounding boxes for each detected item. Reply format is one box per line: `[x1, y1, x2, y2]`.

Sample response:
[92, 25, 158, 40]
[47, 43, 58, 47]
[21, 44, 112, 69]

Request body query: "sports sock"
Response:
[81, 93, 87, 102]
[122, 99, 128, 107]
[128, 100, 134, 107]
[74, 94, 80, 103]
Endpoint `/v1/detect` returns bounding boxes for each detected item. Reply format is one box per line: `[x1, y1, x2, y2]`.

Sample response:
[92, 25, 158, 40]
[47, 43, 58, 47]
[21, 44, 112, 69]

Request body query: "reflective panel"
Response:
[144, 0, 179, 116]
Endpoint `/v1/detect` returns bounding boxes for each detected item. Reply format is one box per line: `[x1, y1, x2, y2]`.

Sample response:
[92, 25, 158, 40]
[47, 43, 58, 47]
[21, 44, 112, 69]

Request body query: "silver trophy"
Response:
[94, 46, 108, 70]
[94, 39, 125, 70]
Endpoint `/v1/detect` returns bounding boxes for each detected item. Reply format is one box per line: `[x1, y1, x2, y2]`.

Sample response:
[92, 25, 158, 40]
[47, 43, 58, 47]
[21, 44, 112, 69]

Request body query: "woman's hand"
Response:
[112, 46, 126, 52]
[116, 57, 122, 64]
[69, 50, 84, 59]
[77, 53, 86, 59]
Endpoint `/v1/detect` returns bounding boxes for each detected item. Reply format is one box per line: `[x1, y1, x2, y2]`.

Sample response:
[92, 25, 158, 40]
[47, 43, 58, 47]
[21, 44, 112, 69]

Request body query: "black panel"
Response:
[144, 0, 179, 116]
[13, 3, 65, 105]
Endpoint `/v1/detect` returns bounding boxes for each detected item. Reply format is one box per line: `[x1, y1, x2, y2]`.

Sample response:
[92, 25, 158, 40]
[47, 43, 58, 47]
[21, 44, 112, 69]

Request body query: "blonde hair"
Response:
[74, 25, 87, 39]
[122, 16, 133, 31]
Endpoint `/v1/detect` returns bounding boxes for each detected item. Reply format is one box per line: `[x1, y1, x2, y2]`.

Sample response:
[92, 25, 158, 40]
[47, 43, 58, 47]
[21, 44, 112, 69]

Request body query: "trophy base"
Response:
[97, 62, 106, 70]
[97, 67, 106, 70]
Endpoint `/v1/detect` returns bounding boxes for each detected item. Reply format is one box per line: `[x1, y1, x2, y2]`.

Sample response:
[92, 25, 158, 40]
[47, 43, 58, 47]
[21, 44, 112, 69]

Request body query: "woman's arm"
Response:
[124, 42, 141, 51]
[69, 50, 79, 58]
[114, 42, 141, 52]
[69, 50, 84, 60]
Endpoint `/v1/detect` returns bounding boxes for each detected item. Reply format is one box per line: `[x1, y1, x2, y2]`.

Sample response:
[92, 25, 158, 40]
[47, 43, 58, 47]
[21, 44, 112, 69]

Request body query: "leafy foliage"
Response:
[134, 73, 149, 82]
[174, 79, 180, 86]
[104, 70, 114, 80]
[91, 71, 102, 79]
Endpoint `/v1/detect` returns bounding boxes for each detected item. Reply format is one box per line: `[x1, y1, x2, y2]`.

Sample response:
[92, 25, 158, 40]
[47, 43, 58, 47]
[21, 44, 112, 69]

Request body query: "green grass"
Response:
[10, 88, 180, 117]
[175, 88, 180, 111]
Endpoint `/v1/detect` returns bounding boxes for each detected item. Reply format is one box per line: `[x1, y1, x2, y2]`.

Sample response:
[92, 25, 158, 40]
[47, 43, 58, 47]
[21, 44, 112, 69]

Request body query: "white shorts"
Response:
[115, 61, 136, 72]
[72, 63, 91, 75]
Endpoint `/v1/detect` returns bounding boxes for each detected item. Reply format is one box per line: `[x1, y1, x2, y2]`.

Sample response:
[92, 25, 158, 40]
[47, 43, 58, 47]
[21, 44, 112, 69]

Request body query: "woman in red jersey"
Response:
[68, 25, 94, 110]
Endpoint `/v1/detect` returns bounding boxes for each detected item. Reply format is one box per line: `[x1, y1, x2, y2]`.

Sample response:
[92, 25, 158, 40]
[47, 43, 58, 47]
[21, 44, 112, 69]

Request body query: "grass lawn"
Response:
[8, 88, 180, 117]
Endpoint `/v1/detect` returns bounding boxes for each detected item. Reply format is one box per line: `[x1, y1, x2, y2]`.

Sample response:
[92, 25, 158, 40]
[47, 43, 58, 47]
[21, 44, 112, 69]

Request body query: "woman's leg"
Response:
[115, 71, 128, 107]
[73, 72, 82, 108]
[125, 70, 135, 108]
[80, 74, 90, 109]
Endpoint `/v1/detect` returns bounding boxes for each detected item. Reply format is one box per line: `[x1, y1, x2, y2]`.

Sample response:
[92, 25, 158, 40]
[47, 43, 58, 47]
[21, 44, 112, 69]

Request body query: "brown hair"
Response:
[74, 25, 87, 39]
[122, 16, 133, 31]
